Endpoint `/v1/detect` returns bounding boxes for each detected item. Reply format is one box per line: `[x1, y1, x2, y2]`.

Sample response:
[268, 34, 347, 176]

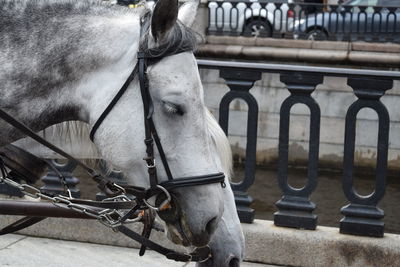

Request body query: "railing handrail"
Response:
[197, 59, 400, 79]
[196, 57, 397, 236]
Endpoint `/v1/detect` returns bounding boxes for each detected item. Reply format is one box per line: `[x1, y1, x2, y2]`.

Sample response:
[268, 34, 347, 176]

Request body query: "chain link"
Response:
[1, 177, 24, 191]
[0, 172, 143, 228]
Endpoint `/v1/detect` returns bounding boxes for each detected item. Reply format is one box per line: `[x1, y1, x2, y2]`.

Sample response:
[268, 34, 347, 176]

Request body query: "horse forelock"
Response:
[139, 12, 200, 58]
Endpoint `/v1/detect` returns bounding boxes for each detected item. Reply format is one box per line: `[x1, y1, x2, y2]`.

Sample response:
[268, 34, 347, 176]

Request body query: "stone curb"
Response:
[206, 36, 400, 53]
[0, 234, 271, 267]
[243, 220, 400, 267]
[197, 44, 400, 66]
[2, 216, 400, 266]
[200, 36, 400, 66]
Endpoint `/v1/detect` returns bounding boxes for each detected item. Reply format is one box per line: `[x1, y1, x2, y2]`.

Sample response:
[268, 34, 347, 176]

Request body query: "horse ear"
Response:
[151, 0, 179, 42]
[178, 0, 199, 28]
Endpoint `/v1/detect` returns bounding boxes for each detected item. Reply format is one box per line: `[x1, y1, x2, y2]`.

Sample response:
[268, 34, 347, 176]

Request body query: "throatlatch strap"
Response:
[89, 64, 139, 142]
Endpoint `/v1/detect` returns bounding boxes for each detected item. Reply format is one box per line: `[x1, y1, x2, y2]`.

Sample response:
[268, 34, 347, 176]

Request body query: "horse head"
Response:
[91, 0, 224, 248]
[0, 0, 244, 265]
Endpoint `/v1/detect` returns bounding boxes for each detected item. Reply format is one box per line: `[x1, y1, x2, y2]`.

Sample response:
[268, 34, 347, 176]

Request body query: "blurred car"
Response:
[208, 0, 294, 37]
[117, 0, 151, 7]
[292, 0, 400, 42]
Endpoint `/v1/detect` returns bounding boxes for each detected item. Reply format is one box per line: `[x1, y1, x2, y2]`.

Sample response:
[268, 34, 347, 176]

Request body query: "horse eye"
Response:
[162, 101, 184, 116]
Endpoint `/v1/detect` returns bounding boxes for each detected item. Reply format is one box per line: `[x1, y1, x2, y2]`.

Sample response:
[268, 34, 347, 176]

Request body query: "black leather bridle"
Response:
[0, 14, 226, 263]
[88, 36, 225, 212]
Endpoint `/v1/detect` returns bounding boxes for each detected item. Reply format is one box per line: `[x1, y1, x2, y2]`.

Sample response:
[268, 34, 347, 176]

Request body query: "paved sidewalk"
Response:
[0, 234, 272, 267]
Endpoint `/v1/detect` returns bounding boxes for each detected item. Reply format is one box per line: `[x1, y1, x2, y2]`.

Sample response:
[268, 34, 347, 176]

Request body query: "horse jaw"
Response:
[197, 181, 245, 267]
[199, 113, 245, 266]
[160, 177, 244, 266]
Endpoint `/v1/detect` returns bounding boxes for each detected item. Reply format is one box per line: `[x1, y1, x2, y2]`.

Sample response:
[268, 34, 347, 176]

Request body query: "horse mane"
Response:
[42, 110, 233, 179]
[205, 110, 233, 179]
[41, 121, 100, 158]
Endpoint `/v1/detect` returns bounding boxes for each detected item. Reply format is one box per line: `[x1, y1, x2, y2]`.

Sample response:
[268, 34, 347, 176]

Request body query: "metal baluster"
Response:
[216, 1, 224, 35]
[41, 159, 80, 198]
[229, 2, 239, 36]
[206, 1, 212, 35]
[386, 8, 397, 43]
[274, 73, 323, 230]
[330, 5, 339, 41]
[272, 3, 282, 38]
[340, 77, 393, 237]
[242, 2, 253, 37]
[357, 7, 367, 42]
[285, 3, 295, 39]
[372, 7, 383, 43]
[219, 68, 261, 223]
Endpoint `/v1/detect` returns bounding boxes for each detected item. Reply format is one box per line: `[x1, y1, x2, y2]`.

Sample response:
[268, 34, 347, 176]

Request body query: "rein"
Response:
[0, 13, 225, 264]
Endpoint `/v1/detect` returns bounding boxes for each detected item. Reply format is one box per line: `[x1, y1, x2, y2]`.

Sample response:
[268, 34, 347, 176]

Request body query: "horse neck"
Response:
[0, 8, 142, 145]
[72, 16, 142, 127]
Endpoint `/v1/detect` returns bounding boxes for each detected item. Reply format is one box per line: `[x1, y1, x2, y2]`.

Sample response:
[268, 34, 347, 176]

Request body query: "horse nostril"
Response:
[205, 216, 218, 236]
[228, 257, 240, 267]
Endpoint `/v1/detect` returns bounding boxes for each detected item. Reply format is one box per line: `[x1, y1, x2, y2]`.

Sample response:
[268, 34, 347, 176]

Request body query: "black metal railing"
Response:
[207, 1, 400, 43]
[1, 60, 400, 238]
[197, 59, 400, 237]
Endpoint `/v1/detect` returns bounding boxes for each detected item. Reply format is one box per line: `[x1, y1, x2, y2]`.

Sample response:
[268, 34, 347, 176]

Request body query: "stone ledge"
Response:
[206, 36, 400, 53]
[197, 44, 400, 66]
[0, 234, 271, 267]
[201, 36, 400, 66]
[243, 220, 400, 267]
[2, 215, 400, 266]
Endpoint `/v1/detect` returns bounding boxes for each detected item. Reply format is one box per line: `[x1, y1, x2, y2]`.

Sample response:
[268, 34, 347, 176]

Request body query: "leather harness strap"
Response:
[0, 217, 46, 235]
[0, 108, 125, 198]
[117, 225, 211, 262]
[89, 63, 139, 142]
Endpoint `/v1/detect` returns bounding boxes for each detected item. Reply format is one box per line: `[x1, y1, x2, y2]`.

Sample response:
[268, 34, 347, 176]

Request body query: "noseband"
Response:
[88, 31, 225, 211]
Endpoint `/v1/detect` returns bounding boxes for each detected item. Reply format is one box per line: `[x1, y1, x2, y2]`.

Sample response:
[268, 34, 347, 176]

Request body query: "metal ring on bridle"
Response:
[111, 182, 127, 194]
[146, 158, 155, 168]
[143, 185, 171, 211]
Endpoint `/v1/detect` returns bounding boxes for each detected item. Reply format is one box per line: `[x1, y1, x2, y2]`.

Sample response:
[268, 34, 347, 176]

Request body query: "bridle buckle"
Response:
[143, 185, 171, 211]
[144, 157, 156, 168]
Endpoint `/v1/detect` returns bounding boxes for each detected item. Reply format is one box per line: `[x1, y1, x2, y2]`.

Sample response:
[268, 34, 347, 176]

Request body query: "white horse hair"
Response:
[37, 109, 233, 176]
[0, 0, 244, 266]
[205, 110, 233, 178]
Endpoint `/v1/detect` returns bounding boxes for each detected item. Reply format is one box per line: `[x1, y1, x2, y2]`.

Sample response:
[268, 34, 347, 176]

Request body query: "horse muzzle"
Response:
[153, 172, 225, 247]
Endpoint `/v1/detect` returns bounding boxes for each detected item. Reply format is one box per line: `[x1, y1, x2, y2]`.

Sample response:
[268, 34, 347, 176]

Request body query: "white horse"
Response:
[0, 0, 244, 266]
